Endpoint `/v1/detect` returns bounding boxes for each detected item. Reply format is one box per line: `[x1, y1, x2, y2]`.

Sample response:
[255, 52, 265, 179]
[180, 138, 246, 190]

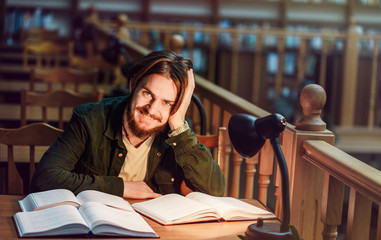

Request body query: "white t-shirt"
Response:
[118, 110, 154, 182]
[118, 131, 154, 181]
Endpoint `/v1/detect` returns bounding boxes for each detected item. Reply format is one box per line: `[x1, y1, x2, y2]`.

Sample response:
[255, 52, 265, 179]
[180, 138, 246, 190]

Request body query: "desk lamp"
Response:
[228, 113, 293, 240]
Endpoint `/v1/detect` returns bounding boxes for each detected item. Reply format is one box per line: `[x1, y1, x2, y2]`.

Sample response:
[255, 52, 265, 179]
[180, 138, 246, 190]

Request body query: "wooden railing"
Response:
[100, 20, 381, 132]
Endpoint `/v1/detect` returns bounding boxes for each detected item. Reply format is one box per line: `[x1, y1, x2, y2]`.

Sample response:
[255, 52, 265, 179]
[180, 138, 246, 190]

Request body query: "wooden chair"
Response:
[181, 127, 228, 196]
[23, 40, 68, 68]
[68, 41, 121, 84]
[20, 28, 60, 42]
[0, 122, 63, 194]
[21, 88, 104, 129]
[30, 67, 98, 95]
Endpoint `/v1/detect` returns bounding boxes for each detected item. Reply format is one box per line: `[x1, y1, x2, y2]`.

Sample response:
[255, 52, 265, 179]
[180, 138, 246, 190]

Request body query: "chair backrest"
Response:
[30, 67, 98, 95]
[23, 40, 68, 68]
[20, 28, 60, 42]
[68, 41, 119, 84]
[180, 127, 228, 196]
[0, 122, 63, 194]
[20, 88, 104, 129]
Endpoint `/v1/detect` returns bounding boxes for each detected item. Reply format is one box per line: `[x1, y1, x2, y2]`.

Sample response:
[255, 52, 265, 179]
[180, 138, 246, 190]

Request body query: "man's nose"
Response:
[147, 99, 161, 114]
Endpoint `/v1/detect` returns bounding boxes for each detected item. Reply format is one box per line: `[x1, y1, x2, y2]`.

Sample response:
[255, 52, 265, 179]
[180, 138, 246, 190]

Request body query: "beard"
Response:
[126, 106, 166, 139]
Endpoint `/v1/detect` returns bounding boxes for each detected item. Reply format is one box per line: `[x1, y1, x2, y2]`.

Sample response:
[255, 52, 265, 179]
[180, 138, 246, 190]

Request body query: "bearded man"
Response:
[31, 50, 225, 198]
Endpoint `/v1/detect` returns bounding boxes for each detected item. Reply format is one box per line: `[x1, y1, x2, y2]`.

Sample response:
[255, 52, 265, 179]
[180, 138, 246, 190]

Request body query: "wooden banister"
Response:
[303, 140, 381, 203]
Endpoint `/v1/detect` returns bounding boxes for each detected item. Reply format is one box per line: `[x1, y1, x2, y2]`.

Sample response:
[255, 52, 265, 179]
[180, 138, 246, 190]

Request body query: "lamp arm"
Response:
[270, 137, 290, 233]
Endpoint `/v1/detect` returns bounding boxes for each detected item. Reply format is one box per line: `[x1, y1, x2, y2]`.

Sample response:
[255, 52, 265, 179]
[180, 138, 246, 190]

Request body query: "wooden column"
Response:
[275, 35, 285, 98]
[279, 84, 335, 239]
[207, 33, 218, 83]
[252, 31, 262, 105]
[210, 0, 220, 25]
[141, 0, 151, 22]
[70, 0, 80, 39]
[340, 18, 359, 127]
[229, 33, 239, 94]
[368, 39, 379, 128]
[319, 36, 329, 89]
[279, 0, 289, 28]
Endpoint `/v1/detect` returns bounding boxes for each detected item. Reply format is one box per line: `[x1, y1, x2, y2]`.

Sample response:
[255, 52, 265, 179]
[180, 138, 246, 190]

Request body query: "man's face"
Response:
[128, 74, 178, 138]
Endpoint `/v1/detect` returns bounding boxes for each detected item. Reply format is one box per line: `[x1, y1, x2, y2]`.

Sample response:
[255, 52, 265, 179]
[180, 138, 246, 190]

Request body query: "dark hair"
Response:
[127, 50, 193, 114]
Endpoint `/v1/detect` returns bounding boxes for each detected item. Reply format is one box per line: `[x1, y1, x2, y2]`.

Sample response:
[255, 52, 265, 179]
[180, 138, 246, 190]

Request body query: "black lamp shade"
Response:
[228, 114, 265, 158]
[228, 113, 287, 158]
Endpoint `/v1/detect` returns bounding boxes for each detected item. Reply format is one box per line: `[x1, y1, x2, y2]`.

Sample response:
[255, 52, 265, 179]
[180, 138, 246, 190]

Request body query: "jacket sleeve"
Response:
[165, 129, 226, 196]
[30, 112, 124, 196]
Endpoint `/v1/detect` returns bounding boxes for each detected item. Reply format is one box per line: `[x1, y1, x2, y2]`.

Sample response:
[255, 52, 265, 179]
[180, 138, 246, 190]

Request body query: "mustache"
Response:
[136, 106, 162, 121]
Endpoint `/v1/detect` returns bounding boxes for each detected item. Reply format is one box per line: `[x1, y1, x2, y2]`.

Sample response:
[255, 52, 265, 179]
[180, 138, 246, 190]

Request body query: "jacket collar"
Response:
[104, 95, 130, 144]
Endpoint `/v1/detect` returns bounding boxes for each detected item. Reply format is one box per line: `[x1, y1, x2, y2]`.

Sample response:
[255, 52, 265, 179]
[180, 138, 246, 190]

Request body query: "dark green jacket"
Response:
[31, 95, 225, 197]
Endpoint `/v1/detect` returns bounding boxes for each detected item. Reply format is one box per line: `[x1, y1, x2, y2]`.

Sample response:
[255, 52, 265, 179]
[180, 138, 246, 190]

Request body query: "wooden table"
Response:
[0, 194, 275, 240]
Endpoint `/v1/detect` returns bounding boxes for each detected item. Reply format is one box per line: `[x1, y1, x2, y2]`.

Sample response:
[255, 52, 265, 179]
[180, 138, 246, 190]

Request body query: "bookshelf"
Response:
[1, 0, 381, 44]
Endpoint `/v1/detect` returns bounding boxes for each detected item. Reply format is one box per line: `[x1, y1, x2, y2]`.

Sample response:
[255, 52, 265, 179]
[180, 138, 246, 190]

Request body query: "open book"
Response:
[131, 192, 276, 225]
[18, 188, 133, 212]
[13, 189, 158, 238]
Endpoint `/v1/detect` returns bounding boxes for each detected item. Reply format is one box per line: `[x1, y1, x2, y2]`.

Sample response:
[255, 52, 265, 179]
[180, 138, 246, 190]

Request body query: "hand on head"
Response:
[168, 69, 195, 130]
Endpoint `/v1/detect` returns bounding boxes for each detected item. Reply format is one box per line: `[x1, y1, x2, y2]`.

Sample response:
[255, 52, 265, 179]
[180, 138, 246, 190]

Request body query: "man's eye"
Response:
[143, 90, 151, 97]
[164, 100, 173, 107]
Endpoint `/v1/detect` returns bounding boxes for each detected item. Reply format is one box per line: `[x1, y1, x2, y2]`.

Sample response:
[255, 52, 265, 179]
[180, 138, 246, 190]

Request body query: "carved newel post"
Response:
[295, 84, 327, 131]
[116, 14, 131, 41]
[169, 34, 185, 54]
[292, 84, 342, 240]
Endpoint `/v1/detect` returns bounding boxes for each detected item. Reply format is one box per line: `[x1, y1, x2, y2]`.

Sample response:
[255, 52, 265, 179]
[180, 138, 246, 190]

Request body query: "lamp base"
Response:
[245, 221, 294, 240]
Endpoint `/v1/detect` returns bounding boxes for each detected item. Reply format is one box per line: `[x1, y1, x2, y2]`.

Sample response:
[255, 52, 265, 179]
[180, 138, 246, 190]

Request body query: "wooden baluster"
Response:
[230, 148, 243, 198]
[275, 35, 285, 98]
[321, 174, 345, 240]
[368, 38, 379, 128]
[346, 189, 372, 240]
[257, 140, 275, 206]
[244, 155, 257, 199]
[252, 31, 262, 105]
[281, 83, 335, 239]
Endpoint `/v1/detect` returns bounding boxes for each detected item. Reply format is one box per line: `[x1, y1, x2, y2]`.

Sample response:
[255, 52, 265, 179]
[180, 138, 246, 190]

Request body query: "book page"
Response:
[13, 205, 89, 237]
[186, 192, 275, 220]
[131, 193, 219, 225]
[18, 189, 80, 212]
[79, 202, 157, 237]
[76, 190, 133, 211]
